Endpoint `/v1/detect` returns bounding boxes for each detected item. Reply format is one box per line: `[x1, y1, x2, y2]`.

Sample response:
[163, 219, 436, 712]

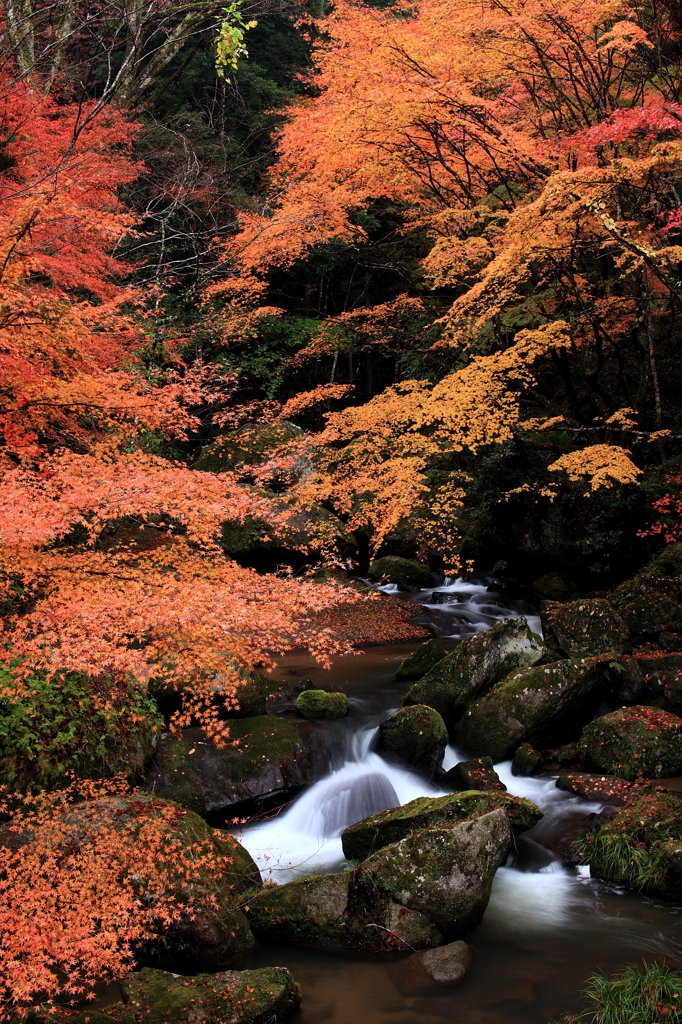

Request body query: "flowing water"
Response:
[237, 577, 682, 1024]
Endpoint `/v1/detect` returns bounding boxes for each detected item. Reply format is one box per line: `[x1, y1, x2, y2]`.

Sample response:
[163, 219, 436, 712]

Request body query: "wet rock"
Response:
[246, 810, 512, 951]
[608, 578, 682, 642]
[533, 574, 581, 602]
[340, 790, 542, 861]
[454, 657, 610, 762]
[396, 639, 447, 681]
[377, 704, 448, 777]
[556, 743, 581, 765]
[295, 689, 349, 719]
[541, 599, 631, 658]
[660, 632, 682, 652]
[72, 967, 302, 1024]
[442, 756, 506, 792]
[637, 654, 682, 715]
[511, 743, 543, 777]
[541, 812, 614, 867]
[145, 718, 319, 817]
[556, 772, 640, 805]
[367, 556, 432, 588]
[401, 940, 472, 988]
[587, 791, 682, 898]
[403, 617, 547, 731]
[578, 706, 682, 780]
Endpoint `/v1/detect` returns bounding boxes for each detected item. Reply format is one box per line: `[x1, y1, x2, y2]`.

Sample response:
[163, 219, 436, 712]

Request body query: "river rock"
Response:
[341, 790, 542, 860]
[453, 657, 611, 762]
[442, 756, 506, 792]
[637, 654, 682, 715]
[555, 772, 641, 805]
[403, 617, 547, 731]
[401, 940, 472, 988]
[377, 704, 448, 777]
[246, 809, 512, 951]
[511, 743, 543, 777]
[367, 556, 431, 588]
[608, 578, 682, 641]
[396, 639, 447, 681]
[145, 718, 320, 817]
[587, 791, 682, 898]
[541, 598, 630, 658]
[68, 967, 301, 1024]
[578, 706, 682, 780]
[295, 689, 349, 719]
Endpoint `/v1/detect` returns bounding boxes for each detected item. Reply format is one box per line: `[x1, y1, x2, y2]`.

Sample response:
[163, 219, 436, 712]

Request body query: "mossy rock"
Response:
[396, 639, 447, 681]
[145, 718, 315, 816]
[511, 743, 543, 777]
[340, 789, 542, 861]
[641, 542, 682, 580]
[542, 599, 631, 658]
[585, 792, 682, 898]
[0, 669, 161, 792]
[377, 704, 447, 776]
[532, 574, 581, 601]
[637, 654, 682, 715]
[442, 756, 506, 792]
[403, 617, 546, 732]
[68, 967, 301, 1024]
[246, 810, 512, 950]
[608, 577, 682, 641]
[555, 772, 640, 805]
[295, 689, 349, 719]
[194, 421, 303, 473]
[579, 706, 682, 780]
[453, 657, 610, 762]
[367, 556, 431, 588]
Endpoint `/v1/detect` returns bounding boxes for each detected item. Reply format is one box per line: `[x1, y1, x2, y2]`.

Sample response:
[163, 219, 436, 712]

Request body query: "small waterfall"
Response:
[319, 772, 399, 838]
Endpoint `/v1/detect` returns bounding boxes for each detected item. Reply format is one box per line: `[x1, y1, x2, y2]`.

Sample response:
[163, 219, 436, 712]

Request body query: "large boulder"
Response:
[541, 599, 630, 658]
[608, 577, 682, 642]
[295, 689, 349, 719]
[367, 556, 431, 588]
[578, 706, 682, 780]
[453, 657, 610, 762]
[145, 718, 320, 817]
[377, 704, 447, 777]
[586, 792, 682, 899]
[246, 809, 512, 951]
[637, 654, 682, 715]
[340, 790, 542, 861]
[194, 421, 303, 474]
[442, 756, 506, 792]
[396, 639, 447, 681]
[67, 967, 301, 1024]
[403, 617, 547, 731]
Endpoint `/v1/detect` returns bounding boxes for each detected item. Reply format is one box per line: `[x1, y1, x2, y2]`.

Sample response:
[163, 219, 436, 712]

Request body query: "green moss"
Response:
[340, 789, 542, 860]
[544, 599, 631, 658]
[194, 421, 302, 473]
[553, 962, 682, 1024]
[579, 706, 682, 780]
[295, 689, 349, 719]
[511, 743, 542, 776]
[367, 556, 431, 587]
[395, 639, 447, 680]
[609, 577, 682, 640]
[378, 704, 447, 770]
[0, 669, 161, 792]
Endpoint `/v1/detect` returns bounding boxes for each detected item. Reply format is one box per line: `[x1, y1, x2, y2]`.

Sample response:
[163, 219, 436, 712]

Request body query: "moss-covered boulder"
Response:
[403, 617, 547, 731]
[367, 556, 431, 588]
[396, 639, 447, 681]
[578, 706, 682, 780]
[609, 577, 682, 642]
[511, 743, 543, 777]
[377, 704, 447, 776]
[0, 669, 161, 792]
[295, 689, 349, 720]
[340, 789, 542, 861]
[246, 809, 512, 950]
[585, 792, 682, 898]
[77, 967, 301, 1024]
[145, 718, 317, 816]
[533, 574, 581, 601]
[454, 657, 610, 762]
[442, 756, 506, 792]
[555, 772, 641, 805]
[230, 672, 268, 718]
[194, 421, 303, 474]
[541, 599, 631, 658]
[637, 654, 682, 715]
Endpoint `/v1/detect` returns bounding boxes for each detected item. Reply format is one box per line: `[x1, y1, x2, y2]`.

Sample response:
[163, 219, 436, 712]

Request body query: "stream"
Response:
[237, 576, 682, 1023]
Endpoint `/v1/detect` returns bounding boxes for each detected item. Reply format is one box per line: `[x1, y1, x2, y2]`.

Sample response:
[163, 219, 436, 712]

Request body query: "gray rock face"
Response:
[246, 809, 512, 951]
[401, 940, 472, 987]
[145, 718, 322, 817]
[454, 657, 610, 762]
[403, 617, 547, 732]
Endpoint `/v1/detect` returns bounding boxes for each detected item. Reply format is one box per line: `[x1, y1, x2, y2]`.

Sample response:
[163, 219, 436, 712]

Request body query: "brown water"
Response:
[238, 627, 682, 1024]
